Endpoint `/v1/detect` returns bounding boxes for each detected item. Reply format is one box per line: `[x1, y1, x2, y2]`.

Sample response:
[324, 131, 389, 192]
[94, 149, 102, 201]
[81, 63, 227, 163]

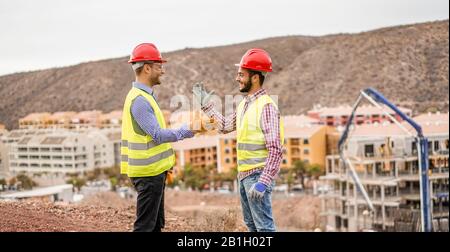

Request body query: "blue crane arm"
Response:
[363, 87, 424, 137]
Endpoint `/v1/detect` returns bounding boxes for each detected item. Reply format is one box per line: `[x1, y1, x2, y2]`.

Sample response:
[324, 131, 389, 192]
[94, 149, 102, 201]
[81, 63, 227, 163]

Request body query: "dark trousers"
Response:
[131, 172, 166, 232]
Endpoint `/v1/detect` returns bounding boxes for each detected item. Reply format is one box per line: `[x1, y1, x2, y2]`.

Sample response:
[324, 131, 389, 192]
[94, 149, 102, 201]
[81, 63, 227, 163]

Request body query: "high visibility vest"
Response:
[120, 87, 175, 177]
[236, 94, 284, 172]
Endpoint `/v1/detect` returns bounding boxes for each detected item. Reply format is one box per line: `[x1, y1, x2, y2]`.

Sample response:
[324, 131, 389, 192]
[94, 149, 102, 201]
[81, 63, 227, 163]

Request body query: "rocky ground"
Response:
[0, 190, 321, 232]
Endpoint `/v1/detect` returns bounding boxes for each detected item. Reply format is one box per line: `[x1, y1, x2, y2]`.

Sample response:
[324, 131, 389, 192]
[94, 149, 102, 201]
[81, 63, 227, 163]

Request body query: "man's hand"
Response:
[193, 82, 215, 107]
[248, 182, 267, 201]
[188, 117, 206, 134]
[189, 111, 216, 134]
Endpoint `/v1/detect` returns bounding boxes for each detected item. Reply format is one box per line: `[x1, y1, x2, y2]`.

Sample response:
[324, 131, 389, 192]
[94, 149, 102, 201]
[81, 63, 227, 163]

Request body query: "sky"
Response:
[0, 0, 448, 76]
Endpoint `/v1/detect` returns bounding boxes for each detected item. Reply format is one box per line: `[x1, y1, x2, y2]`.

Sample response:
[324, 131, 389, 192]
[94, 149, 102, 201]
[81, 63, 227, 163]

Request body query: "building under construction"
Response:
[320, 113, 449, 232]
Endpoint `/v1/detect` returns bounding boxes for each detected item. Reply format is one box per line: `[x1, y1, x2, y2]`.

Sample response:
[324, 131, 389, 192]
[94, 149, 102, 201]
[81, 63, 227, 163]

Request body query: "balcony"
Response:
[437, 149, 449, 155]
[431, 167, 450, 174]
[29, 148, 39, 153]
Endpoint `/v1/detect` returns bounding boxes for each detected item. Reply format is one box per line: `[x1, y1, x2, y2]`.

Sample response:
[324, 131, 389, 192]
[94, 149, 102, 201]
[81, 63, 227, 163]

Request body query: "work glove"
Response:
[248, 182, 267, 201]
[193, 82, 215, 107]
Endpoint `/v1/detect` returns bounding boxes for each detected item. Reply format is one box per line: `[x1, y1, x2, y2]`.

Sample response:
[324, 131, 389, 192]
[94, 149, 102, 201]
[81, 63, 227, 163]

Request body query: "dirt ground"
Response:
[0, 190, 321, 232]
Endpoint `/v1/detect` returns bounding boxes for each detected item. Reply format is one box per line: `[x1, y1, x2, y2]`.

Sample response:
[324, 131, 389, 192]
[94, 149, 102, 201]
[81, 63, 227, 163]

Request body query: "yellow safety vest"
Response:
[120, 87, 175, 177]
[236, 94, 284, 172]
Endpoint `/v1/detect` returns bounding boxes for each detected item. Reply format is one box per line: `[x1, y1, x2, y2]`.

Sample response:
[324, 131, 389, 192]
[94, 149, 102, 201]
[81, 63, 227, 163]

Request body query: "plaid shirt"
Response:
[202, 89, 283, 186]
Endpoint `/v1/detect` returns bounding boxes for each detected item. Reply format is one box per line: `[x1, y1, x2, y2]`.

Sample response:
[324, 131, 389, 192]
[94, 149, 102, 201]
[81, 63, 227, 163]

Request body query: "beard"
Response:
[239, 79, 252, 93]
[150, 75, 161, 86]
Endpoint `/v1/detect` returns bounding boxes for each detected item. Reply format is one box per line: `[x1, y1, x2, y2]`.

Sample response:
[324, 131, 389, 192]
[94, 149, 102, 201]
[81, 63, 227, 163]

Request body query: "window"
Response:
[282, 159, 287, 164]
[303, 139, 309, 145]
[364, 144, 374, 157]
[224, 139, 229, 145]
[225, 148, 230, 154]
[412, 141, 417, 154]
[434, 141, 440, 151]
[304, 149, 310, 155]
[225, 158, 230, 164]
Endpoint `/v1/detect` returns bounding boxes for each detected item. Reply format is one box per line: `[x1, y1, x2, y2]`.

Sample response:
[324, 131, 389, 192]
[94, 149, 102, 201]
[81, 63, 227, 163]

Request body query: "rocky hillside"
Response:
[0, 20, 448, 129]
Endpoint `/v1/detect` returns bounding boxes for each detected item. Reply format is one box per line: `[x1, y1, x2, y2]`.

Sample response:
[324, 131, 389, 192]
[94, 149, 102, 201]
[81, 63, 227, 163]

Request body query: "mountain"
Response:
[0, 20, 448, 129]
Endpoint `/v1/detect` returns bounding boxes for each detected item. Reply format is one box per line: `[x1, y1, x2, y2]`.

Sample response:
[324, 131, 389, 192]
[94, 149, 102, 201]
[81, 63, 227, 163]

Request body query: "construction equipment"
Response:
[339, 87, 432, 232]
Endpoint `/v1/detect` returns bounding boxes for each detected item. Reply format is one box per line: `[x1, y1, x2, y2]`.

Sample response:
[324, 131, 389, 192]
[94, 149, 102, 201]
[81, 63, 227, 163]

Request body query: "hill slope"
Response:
[0, 20, 448, 129]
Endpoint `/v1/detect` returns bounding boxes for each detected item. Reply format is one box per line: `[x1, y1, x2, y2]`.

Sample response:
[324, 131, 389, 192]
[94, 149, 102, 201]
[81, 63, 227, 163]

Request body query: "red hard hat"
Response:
[128, 43, 167, 63]
[235, 48, 272, 72]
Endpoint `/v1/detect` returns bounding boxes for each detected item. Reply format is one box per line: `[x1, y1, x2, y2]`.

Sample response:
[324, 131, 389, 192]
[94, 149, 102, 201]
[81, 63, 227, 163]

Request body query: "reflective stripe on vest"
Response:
[238, 157, 267, 166]
[123, 140, 158, 150]
[237, 143, 266, 151]
[127, 149, 174, 166]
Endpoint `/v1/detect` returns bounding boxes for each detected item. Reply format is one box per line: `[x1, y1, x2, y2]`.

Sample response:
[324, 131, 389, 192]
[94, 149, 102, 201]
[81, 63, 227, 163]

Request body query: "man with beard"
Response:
[121, 43, 198, 232]
[193, 48, 284, 232]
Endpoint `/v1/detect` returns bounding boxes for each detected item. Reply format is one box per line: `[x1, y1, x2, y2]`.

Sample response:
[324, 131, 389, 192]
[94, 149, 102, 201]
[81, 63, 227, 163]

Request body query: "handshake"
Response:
[188, 111, 217, 134]
[171, 110, 217, 135]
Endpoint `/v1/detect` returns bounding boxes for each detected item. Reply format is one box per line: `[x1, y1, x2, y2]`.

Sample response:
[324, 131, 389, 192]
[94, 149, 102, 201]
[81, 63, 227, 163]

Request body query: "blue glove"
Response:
[193, 82, 215, 107]
[248, 182, 267, 201]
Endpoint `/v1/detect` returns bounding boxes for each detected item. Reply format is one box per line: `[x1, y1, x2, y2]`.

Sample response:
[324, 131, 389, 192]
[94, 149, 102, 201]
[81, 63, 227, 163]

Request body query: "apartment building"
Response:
[320, 112, 449, 232]
[0, 127, 10, 178]
[18, 110, 122, 130]
[19, 113, 52, 129]
[218, 133, 238, 174]
[217, 116, 332, 174]
[282, 124, 332, 169]
[172, 135, 219, 176]
[69, 110, 103, 129]
[308, 105, 413, 127]
[47, 112, 77, 129]
[6, 128, 121, 174]
[99, 110, 122, 129]
[0, 141, 8, 178]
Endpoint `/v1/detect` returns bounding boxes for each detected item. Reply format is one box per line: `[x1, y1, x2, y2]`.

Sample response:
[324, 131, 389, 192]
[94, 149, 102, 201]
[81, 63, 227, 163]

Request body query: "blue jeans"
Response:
[239, 171, 276, 232]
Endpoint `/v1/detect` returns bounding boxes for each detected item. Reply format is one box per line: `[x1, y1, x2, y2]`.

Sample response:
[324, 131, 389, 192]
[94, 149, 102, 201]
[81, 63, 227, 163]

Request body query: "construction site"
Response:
[0, 190, 322, 232]
[0, 106, 448, 232]
[0, 13, 448, 233]
[319, 91, 449, 232]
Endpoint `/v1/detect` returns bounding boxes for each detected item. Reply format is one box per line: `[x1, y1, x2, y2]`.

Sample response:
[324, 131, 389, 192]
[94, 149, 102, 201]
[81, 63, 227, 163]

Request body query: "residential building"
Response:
[172, 135, 219, 176]
[320, 112, 449, 232]
[308, 105, 413, 127]
[6, 128, 121, 174]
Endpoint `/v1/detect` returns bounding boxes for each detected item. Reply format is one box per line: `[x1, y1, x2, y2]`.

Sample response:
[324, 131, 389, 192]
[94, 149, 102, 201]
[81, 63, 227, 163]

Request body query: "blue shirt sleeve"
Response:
[131, 96, 194, 145]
